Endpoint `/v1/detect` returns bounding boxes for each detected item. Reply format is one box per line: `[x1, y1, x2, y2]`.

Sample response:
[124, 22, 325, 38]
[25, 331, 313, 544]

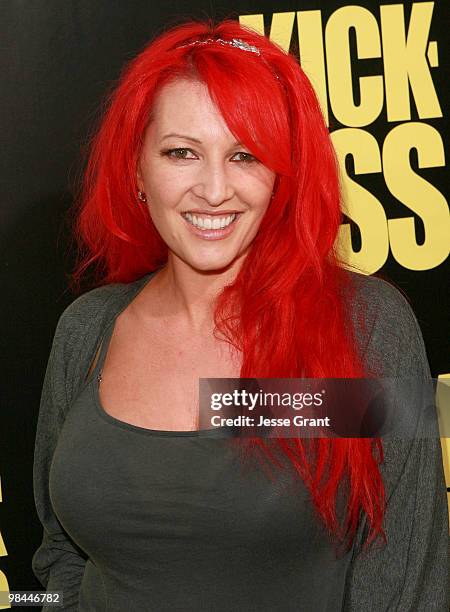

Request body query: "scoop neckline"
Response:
[91, 379, 233, 437]
[89, 271, 234, 438]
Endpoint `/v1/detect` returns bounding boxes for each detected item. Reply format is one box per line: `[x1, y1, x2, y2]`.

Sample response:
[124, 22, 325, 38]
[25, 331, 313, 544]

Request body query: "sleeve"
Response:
[32, 312, 88, 611]
[343, 280, 449, 611]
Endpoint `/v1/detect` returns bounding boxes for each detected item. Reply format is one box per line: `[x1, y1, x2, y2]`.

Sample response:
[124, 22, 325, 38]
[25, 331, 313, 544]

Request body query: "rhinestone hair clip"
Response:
[177, 37, 261, 55]
[176, 37, 282, 82]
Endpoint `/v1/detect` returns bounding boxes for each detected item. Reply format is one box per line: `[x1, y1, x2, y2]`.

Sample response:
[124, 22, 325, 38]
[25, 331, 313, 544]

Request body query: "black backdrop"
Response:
[1, 0, 448, 597]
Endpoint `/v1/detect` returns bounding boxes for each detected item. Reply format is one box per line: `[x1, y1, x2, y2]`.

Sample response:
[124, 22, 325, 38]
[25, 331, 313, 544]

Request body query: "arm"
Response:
[343, 278, 449, 611]
[32, 311, 88, 611]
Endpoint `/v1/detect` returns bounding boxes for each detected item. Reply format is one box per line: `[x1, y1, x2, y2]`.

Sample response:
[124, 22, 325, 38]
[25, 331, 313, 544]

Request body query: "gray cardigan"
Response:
[32, 270, 449, 610]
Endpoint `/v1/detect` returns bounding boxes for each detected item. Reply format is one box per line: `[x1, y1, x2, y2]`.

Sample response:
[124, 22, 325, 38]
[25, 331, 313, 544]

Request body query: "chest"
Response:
[49, 409, 329, 579]
[95, 316, 242, 431]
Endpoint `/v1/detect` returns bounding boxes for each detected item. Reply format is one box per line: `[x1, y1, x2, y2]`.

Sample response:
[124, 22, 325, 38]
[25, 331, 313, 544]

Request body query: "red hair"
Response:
[69, 18, 386, 556]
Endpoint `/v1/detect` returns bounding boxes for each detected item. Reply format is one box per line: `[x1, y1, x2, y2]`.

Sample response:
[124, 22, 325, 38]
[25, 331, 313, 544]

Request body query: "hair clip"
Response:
[177, 37, 261, 56]
[176, 37, 282, 81]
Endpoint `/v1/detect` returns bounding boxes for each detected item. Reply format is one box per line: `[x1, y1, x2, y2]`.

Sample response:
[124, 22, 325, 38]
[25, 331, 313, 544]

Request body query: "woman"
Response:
[32, 18, 448, 611]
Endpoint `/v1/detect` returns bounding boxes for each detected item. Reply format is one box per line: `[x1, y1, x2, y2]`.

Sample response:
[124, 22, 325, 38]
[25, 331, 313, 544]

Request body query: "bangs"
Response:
[184, 46, 292, 177]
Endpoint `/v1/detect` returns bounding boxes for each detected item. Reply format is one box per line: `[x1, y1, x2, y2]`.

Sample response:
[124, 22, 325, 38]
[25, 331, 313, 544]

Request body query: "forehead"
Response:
[148, 78, 232, 140]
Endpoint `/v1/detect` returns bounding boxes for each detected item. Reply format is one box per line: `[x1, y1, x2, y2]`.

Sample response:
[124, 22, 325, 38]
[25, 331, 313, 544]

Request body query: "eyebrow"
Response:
[160, 132, 242, 146]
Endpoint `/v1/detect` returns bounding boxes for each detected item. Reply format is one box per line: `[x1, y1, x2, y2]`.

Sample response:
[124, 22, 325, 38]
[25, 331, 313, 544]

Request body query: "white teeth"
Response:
[183, 212, 236, 230]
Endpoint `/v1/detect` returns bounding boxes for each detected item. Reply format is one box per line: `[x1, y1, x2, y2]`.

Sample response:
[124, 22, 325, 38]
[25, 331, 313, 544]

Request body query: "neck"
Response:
[146, 253, 244, 334]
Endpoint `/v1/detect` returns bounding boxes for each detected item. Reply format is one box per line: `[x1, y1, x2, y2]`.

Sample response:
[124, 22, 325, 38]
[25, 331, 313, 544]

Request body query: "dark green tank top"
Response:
[48, 313, 355, 611]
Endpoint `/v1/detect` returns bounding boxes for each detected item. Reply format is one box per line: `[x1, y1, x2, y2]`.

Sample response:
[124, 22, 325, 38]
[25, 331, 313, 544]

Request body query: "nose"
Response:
[193, 159, 234, 207]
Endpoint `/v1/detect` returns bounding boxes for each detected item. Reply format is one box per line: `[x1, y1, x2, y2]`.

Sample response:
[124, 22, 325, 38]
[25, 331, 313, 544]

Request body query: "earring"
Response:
[137, 190, 147, 203]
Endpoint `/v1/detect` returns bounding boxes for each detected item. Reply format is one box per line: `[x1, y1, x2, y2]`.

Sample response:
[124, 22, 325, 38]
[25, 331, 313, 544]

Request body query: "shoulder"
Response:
[344, 269, 413, 312]
[49, 273, 151, 375]
[54, 274, 150, 343]
[47, 274, 152, 405]
[342, 269, 428, 376]
[55, 283, 125, 338]
[343, 268, 421, 333]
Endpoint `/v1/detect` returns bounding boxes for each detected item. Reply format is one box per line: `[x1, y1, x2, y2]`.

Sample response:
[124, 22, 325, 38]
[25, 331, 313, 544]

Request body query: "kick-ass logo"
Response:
[241, 3, 449, 273]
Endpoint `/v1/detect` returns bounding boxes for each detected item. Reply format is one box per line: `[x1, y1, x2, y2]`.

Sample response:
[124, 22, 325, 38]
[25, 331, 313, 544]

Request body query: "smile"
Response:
[181, 212, 237, 230]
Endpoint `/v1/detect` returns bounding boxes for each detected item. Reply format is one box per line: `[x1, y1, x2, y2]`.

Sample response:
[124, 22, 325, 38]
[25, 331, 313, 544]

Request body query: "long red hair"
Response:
[69, 18, 386, 556]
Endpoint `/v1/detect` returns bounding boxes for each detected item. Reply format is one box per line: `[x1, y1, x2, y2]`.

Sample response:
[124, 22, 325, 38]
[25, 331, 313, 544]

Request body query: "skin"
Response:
[136, 77, 276, 333]
[92, 77, 277, 430]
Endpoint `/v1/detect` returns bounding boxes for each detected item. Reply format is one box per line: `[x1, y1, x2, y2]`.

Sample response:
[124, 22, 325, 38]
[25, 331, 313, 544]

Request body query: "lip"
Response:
[181, 212, 242, 240]
[182, 210, 243, 216]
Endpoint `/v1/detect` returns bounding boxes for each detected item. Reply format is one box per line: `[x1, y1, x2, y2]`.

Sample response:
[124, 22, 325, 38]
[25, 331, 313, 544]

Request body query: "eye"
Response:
[232, 152, 257, 163]
[161, 148, 257, 163]
[162, 148, 197, 160]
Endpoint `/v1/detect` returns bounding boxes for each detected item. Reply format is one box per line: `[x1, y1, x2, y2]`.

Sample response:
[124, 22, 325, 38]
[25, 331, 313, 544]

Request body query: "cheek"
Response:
[252, 191, 272, 216]
[147, 180, 184, 212]
[145, 181, 184, 236]
[142, 160, 184, 204]
[244, 173, 274, 210]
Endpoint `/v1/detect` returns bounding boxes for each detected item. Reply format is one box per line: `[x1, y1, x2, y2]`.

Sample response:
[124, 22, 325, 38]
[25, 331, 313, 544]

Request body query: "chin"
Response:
[184, 254, 240, 274]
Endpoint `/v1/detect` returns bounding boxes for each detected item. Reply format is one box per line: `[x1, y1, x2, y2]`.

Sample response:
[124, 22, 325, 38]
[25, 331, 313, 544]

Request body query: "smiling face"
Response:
[136, 78, 276, 273]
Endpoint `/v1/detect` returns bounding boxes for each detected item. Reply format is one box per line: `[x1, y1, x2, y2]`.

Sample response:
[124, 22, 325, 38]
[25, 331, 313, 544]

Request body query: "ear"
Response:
[136, 161, 144, 192]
